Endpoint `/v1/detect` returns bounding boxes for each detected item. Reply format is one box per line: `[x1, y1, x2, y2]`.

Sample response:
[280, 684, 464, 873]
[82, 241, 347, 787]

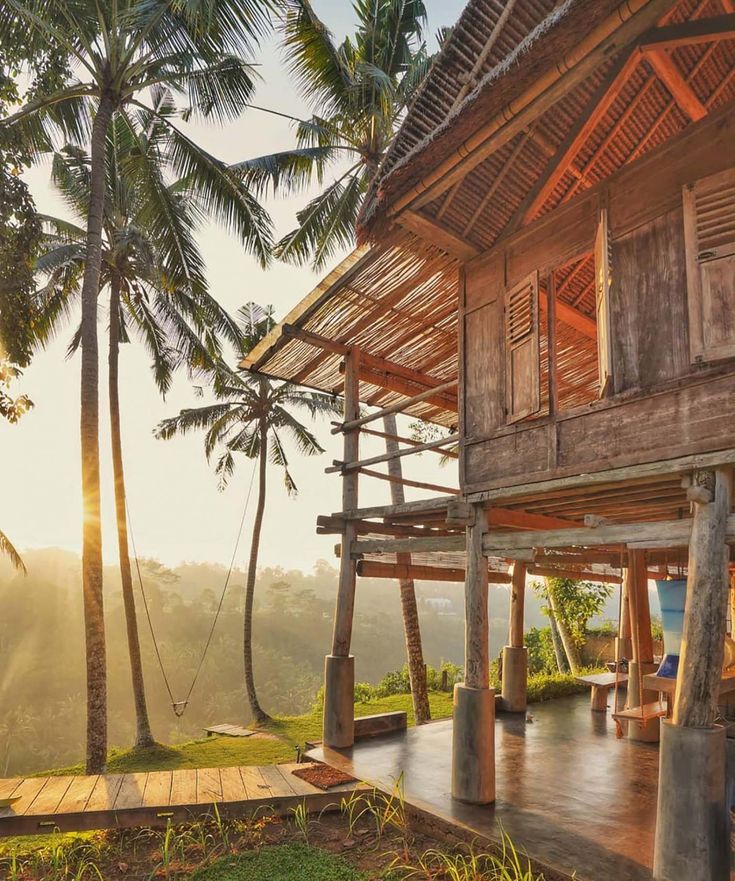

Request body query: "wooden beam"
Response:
[539, 289, 597, 340]
[338, 495, 451, 521]
[488, 508, 583, 531]
[527, 565, 624, 584]
[358, 425, 459, 459]
[317, 515, 459, 538]
[466, 505, 490, 688]
[357, 466, 460, 496]
[357, 560, 511, 584]
[517, 50, 639, 227]
[398, 210, 480, 262]
[332, 382, 458, 434]
[640, 13, 735, 51]
[352, 365, 458, 413]
[644, 49, 707, 121]
[327, 433, 458, 473]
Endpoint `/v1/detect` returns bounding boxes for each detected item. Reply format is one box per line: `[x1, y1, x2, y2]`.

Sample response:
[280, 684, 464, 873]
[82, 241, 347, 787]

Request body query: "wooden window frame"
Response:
[504, 270, 541, 424]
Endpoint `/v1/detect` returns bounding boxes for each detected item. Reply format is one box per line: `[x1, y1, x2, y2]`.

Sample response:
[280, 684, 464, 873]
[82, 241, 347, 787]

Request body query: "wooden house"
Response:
[244, 1, 735, 878]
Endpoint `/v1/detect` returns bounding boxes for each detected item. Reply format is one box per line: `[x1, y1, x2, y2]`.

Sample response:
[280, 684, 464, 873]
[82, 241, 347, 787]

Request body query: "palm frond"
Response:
[231, 145, 338, 198]
[0, 529, 26, 575]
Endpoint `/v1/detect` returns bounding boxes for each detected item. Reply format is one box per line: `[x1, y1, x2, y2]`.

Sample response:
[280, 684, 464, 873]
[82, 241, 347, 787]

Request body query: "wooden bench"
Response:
[576, 673, 627, 712]
[354, 711, 407, 740]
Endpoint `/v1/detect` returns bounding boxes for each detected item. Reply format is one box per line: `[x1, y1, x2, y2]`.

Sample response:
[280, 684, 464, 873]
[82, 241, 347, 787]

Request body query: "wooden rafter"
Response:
[644, 48, 707, 120]
[516, 50, 640, 228]
[398, 210, 479, 262]
[639, 13, 735, 51]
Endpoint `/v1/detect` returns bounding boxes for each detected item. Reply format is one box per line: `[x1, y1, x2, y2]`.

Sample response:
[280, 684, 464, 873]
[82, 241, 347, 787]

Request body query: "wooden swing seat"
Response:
[612, 701, 667, 724]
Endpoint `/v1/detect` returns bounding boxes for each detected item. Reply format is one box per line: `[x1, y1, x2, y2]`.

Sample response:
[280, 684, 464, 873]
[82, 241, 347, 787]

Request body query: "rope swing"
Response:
[126, 457, 258, 718]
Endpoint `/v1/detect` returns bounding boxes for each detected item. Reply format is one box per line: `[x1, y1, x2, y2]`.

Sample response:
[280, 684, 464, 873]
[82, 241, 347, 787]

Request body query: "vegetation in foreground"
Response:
[0, 787, 546, 881]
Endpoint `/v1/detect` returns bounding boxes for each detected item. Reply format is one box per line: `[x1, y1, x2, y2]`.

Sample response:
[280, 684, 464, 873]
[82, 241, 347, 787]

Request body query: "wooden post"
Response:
[383, 413, 431, 725]
[616, 562, 633, 661]
[452, 504, 495, 804]
[654, 468, 732, 881]
[501, 562, 528, 713]
[673, 469, 732, 728]
[626, 549, 659, 742]
[323, 347, 360, 748]
[465, 506, 490, 689]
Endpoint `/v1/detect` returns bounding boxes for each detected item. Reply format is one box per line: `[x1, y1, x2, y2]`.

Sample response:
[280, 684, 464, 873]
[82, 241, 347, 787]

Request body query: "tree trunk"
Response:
[108, 273, 155, 748]
[547, 580, 581, 674]
[383, 415, 430, 724]
[243, 418, 270, 724]
[81, 93, 115, 774]
[547, 607, 568, 673]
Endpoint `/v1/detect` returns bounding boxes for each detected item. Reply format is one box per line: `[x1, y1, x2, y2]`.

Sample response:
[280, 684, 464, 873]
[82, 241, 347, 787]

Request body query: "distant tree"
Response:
[235, 0, 433, 269]
[155, 304, 341, 723]
[35, 106, 246, 749]
[1, 0, 276, 773]
[533, 578, 614, 674]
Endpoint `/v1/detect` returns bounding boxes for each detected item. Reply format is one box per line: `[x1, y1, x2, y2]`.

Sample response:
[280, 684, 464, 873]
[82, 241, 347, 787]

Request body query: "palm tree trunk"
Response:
[243, 418, 270, 724]
[383, 415, 430, 724]
[548, 608, 569, 673]
[108, 273, 155, 749]
[546, 580, 581, 674]
[81, 92, 115, 774]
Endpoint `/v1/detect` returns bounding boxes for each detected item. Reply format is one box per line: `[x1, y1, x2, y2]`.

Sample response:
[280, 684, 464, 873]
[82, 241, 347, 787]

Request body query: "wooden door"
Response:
[505, 271, 540, 422]
[683, 167, 735, 363]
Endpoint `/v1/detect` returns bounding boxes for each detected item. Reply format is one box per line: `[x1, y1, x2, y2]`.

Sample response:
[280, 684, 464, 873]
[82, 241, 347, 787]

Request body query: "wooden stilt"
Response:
[501, 562, 528, 713]
[452, 503, 495, 803]
[654, 469, 733, 881]
[324, 347, 360, 748]
[508, 562, 526, 649]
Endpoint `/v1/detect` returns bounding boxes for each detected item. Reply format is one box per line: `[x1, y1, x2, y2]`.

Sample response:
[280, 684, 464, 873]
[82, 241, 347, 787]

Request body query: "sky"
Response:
[2, 0, 467, 572]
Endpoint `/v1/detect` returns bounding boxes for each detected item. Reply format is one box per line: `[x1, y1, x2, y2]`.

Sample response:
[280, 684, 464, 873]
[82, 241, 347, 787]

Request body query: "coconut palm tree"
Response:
[155, 304, 341, 723]
[234, 0, 432, 269]
[35, 106, 240, 748]
[0, 0, 275, 772]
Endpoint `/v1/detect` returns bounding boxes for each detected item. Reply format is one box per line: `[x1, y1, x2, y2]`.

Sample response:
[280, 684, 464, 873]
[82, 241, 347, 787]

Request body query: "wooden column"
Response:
[452, 503, 495, 803]
[616, 562, 633, 661]
[331, 346, 360, 657]
[465, 505, 490, 689]
[626, 549, 659, 742]
[654, 469, 732, 881]
[324, 347, 360, 748]
[501, 562, 528, 713]
[673, 469, 732, 728]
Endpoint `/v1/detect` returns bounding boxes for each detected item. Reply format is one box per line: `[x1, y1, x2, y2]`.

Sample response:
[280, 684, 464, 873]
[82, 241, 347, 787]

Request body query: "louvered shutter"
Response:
[505, 271, 540, 422]
[683, 167, 735, 363]
[594, 208, 613, 396]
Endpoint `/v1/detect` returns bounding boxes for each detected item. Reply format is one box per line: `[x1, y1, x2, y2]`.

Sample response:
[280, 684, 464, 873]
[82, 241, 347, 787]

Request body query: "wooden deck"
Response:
[0, 763, 363, 837]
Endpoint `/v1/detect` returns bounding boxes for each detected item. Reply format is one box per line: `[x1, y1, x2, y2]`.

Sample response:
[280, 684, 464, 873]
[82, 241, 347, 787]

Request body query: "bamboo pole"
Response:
[326, 433, 458, 473]
[331, 381, 458, 434]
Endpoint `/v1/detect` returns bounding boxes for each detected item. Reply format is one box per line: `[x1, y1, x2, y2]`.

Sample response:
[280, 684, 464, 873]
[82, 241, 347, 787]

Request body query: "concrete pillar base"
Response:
[654, 721, 728, 881]
[627, 660, 660, 742]
[500, 646, 527, 713]
[323, 655, 354, 748]
[451, 683, 495, 804]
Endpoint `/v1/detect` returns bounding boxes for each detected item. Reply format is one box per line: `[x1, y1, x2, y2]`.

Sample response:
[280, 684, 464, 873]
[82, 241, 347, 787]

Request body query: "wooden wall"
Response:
[462, 104, 735, 494]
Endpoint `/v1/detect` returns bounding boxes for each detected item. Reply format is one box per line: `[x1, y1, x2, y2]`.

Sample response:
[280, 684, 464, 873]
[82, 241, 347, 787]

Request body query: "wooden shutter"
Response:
[505, 271, 540, 423]
[594, 208, 613, 396]
[683, 167, 735, 363]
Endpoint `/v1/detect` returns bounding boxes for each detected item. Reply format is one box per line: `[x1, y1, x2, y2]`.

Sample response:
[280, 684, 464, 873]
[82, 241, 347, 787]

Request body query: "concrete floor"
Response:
[310, 694, 663, 881]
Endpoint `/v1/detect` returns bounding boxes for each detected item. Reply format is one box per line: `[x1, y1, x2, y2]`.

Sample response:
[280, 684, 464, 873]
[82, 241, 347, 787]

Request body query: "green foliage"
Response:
[526, 673, 589, 704]
[235, 0, 434, 268]
[524, 627, 558, 676]
[190, 843, 366, 881]
[356, 662, 462, 699]
[533, 578, 614, 649]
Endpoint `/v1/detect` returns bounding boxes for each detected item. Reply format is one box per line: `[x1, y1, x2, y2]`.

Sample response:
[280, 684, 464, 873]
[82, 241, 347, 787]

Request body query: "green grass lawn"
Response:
[42, 691, 456, 776]
[190, 844, 367, 881]
[41, 677, 588, 778]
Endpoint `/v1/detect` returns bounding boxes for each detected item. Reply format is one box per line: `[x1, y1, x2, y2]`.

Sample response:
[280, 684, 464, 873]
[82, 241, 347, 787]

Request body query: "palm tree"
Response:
[35, 108, 240, 748]
[234, 0, 432, 269]
[1, 0, 275, 772]
[155, 304, 340, 723]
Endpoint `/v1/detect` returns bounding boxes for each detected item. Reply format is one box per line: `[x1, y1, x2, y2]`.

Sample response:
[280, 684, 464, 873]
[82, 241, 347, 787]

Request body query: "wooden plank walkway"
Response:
[0, 764, 364, 837]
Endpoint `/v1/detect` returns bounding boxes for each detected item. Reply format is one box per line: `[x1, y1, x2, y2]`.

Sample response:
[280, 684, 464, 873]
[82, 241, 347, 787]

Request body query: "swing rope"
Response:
[127, 457, 258, 718]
